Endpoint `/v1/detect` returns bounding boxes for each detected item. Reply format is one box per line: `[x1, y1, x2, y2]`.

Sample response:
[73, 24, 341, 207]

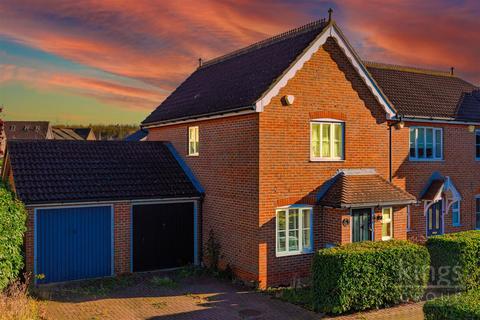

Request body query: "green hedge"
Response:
[424, 290, 480, 320]
[426, 231, 480, 291]
[312, 240, 430, 314]
[0, 184, 27, 290]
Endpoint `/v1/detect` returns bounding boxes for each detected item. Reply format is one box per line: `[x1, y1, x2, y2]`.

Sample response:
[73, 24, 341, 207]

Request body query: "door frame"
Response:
[131, 199, 200, 273]
[350, 207, 374, 242]
[424, 199, 445, 238]
[34, 204, 114, 284]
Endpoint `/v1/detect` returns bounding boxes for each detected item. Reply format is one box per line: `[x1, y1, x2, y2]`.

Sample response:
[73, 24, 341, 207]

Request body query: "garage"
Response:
[35, 206, 113, 284]
[133, 202, 195, 272]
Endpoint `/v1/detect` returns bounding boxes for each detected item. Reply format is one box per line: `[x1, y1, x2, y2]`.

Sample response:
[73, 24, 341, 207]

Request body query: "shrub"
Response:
[424, 289, 480, 320]
[426, 230, 480, 291]
[0, 185, 27, 290]
[312, 240, 430, 314]
[0, 277, 45, 320]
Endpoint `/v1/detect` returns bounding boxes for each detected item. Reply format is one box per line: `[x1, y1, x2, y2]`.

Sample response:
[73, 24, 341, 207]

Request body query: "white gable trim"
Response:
[254, 23, 396, 119]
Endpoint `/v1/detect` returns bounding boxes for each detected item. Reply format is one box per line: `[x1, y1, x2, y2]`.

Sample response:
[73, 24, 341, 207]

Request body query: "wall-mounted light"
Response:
[395, 121, 405, 130]
[282, 95, 295, 106]
[342, 218, 350, 227]
[376, 215, 383, 221]
[468, 125, 476, 133]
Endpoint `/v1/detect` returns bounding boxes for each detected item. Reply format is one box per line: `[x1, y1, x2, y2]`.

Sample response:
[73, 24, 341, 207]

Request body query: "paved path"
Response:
[40, 274, 425, 320]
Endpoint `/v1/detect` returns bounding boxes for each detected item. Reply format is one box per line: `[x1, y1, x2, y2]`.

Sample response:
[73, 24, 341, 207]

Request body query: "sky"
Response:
[0, 0, 479, 125]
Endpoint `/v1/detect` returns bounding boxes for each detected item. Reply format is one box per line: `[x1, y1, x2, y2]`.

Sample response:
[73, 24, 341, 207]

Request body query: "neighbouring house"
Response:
[2, 140, 203, 284]
[124, 129, 148, 141]
[52, 127, 96, 140]
[141, 16, 480, 287]
[3, 14, 480, 288]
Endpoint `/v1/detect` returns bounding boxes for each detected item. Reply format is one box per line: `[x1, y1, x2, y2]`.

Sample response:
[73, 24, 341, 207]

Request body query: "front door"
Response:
[427, 201, 443, 236]
[352, 208, 372, 242]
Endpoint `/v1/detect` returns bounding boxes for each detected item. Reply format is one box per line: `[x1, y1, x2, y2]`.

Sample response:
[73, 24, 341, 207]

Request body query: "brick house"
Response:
[141, 18, 480, 287]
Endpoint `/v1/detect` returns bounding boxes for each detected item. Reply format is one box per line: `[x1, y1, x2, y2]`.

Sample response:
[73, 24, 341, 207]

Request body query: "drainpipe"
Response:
[388, 116, 403, 182]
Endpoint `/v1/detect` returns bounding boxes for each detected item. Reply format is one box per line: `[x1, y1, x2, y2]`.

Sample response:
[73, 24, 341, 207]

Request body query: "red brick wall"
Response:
[25, 207, 34, 275]
[391, 122, 480, 242]
[114, 202, 131, 274]
[148, 114, 260, 282]
[257, 38, 396, 287]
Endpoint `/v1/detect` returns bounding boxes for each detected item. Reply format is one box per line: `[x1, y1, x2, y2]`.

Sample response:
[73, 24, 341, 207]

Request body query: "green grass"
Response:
[266, 287, 314, 311]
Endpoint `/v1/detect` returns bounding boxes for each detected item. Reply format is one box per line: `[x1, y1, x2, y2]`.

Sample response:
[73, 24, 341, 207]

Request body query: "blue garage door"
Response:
[36, 206, 113, 283]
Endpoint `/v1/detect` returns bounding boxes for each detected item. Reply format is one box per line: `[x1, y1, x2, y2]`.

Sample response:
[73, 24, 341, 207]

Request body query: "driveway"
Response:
[38, 272, 424, 320]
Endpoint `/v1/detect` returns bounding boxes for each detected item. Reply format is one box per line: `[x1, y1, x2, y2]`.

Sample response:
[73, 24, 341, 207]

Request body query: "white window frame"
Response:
[475, 195, 480, 230]
[451, 201, 461, 227]
[381, 207, 393, 241]
[188, 126, 199, 156]
[275, 206, 313, 257]
[475, 130, 480, 161]
[406, 205, 411, 232]
[409, 127, 443, 161]
[310, 120, 344, 161]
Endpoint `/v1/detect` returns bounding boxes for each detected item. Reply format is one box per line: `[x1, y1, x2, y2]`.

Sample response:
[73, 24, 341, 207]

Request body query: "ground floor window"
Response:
[382, 207, 393, 240]
[276, 207, 312, 256]
[476, 196, 480, 230]
[451, 201, 461, 226]
[406, 206, 411, 231]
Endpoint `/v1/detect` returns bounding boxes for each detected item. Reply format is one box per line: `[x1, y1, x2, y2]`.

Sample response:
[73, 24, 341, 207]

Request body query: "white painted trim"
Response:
[26, 197, 201, 208]
[254, 24, 396, 118]
[409, 127, 443, 161]
[381, 207, 393, 241]
[142, 109, 256, 129]
[401, 117, 480, 126]
[188, 126, 199, 156]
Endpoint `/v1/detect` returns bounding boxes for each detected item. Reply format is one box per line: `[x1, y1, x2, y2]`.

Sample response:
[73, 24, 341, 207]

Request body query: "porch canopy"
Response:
[319, 169, 416, 208]
[420, 176, 461, 214]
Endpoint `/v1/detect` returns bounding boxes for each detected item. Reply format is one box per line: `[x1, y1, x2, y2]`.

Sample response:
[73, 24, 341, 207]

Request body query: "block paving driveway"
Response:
[39, 272, 425, 320]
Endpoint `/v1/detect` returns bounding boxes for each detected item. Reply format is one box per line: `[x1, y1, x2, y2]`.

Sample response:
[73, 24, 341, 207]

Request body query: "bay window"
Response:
[311, 121, 344, 161]
[276, 207, 313, 256]
[409, 127, 442, 160]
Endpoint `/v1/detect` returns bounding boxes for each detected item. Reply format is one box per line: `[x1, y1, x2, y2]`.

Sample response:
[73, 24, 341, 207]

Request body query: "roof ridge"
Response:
[200, 18, 328, 69]
[364, 60, 454, 77]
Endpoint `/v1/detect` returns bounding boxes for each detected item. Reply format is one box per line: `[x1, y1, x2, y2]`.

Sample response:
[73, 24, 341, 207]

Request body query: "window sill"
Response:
[276, 250, 314, 258]
[452, 224, 462, 227]
[408, 159, 444, 162]
[187, 154, 199, 157]
[310, 159, 345, 163]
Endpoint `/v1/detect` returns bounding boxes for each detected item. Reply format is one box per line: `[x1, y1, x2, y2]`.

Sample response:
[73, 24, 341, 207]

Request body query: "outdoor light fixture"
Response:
[282, 95, 295, 106]
[376, 215, 383, 221]
[395, 121, 405, 130]
[468, 125, 476, 133]
[342, 218, 350, 227]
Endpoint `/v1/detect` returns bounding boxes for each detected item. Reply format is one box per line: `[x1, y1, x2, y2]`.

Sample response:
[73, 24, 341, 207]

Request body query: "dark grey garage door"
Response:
[133, 202, 194, 272]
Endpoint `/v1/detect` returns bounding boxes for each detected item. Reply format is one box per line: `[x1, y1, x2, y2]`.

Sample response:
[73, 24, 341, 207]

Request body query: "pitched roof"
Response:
[4, 121, 51, 140]
[365, 62, 480, 121]
[52, 127, 84, 140]
[142, 19, 329, 125]
[72, 128, 96, 140]
[319, 170, 416, 208]
[6, 140, 202, 205]
[124, 129, 148, 141]
[420, 179, 444, 201]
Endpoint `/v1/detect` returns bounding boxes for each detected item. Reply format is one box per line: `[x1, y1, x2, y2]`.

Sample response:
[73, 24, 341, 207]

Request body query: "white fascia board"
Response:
[254, 24, 396, 119]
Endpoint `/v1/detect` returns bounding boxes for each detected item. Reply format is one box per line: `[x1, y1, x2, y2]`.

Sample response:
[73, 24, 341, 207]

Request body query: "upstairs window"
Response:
[188, 126, 199, 156]
[310, 121, 344, 161]
[276, 207, 312, 256]
[476, 130, 480, 160]
[409, 127, 442, 160]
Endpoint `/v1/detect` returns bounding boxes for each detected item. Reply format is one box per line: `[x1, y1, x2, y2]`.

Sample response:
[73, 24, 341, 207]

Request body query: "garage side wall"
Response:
[114, 202, 131, 274]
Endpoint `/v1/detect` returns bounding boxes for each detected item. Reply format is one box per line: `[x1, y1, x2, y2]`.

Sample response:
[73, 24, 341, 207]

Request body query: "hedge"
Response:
[424, 289, 480, 320]
[312, 240, 430, 314]
[426, 231, 480, 291]
[0, 184, 27, 290]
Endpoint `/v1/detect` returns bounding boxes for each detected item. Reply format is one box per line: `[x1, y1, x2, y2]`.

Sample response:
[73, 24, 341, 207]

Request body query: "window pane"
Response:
[302, 209, 311, 249]
[477, 146, 480, 159]
[452, 202, 460, 225]
[321, 124, 331, 157]
[333, 124, 342, 158]
[435, 129, 442, 158]
[289, 209, 299, 230]
[410, 128, 416, 158]
[289, 230, 299, 251]
[417, 128, 425, 158]
[476, 198, 480, 213]
[426, 128, 433, 158]
[382, 208, 391, 222]
[382, 222, 392, 238]
[476, 132, 480, 145]
[277, 231, 286, 252]
[311, 124, 321, 157]
[278, 211, 286, 231]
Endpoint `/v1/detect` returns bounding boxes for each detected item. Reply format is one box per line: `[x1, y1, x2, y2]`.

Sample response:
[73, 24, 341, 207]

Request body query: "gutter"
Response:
[393, 115, 480, 125]
[141, 106, 256, 129]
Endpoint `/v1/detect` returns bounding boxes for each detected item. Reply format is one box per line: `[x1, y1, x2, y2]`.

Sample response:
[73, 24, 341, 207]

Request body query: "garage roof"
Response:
[5, 140, 203, 205]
